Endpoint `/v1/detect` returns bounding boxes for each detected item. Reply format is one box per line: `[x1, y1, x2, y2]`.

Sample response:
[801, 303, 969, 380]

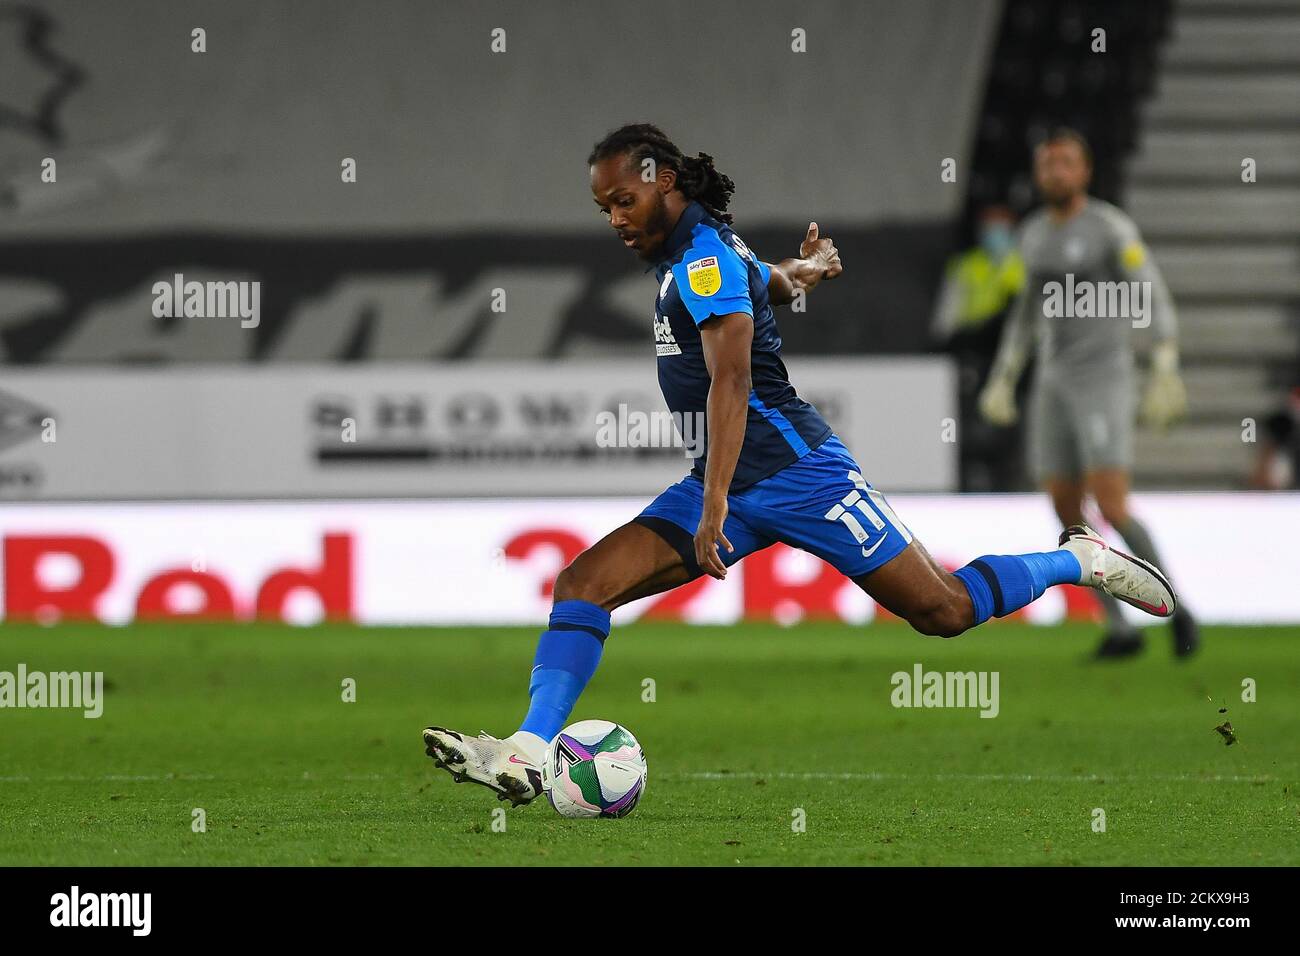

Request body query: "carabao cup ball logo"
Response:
[544, 719, 647, 819]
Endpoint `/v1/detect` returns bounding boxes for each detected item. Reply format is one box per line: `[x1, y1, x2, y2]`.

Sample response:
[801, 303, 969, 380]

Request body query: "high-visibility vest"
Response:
[947, 248, 1025, 328]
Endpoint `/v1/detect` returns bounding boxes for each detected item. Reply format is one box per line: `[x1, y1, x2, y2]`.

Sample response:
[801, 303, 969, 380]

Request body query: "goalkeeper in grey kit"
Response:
[978, 128, 1199, 658]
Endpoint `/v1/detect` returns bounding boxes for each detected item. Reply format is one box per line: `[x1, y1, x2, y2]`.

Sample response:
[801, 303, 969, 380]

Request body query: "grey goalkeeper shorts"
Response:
[1027, 373, 1135, 481]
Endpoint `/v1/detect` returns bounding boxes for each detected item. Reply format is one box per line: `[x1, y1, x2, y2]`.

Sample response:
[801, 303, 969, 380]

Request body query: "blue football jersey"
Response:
[651, 201, 831, 490]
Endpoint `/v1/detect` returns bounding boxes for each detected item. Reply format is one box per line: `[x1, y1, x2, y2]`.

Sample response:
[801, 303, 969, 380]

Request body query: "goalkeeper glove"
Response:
[978, 373, 1019, 427]
[1140, 340, 1188, 429]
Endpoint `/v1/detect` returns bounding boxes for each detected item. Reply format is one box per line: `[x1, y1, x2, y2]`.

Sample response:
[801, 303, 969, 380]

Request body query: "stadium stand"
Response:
[963, 0, 1299, 489]
[0, 1, 1001, 363]
[1127, 0, 1300, 489]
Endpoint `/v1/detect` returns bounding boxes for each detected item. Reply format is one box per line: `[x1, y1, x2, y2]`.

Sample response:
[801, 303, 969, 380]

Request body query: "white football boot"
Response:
[422, 727, 543, 806]
[1058, 525, 1177, 618]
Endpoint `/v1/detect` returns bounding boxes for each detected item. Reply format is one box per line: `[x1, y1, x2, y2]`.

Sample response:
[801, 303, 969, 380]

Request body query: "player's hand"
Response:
[1141, 372, 1186, 429]
[794, 221, 842, 291]
[694, 496, 733, 580]
[978, 375, 1019, 427]
[1141, 341, 1187, 429]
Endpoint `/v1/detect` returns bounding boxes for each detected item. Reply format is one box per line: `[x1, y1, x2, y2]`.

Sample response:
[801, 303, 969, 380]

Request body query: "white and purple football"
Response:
[542, 719, 647, 819]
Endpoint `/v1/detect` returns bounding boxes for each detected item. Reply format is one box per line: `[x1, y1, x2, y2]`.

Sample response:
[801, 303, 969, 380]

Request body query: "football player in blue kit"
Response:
[423, 124, 1178, 805]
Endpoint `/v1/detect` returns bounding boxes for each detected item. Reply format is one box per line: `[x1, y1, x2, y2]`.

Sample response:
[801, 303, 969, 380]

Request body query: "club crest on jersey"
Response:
[659, 270, 674, 299]
[686, 256, 722, 297]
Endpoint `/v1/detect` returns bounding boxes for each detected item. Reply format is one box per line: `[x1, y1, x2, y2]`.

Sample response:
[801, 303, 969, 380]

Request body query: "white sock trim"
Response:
[507, 731, 549, 765]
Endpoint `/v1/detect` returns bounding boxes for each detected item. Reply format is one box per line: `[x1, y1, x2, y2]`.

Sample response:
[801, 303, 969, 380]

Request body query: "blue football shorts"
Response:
[634, 434, 914, 579]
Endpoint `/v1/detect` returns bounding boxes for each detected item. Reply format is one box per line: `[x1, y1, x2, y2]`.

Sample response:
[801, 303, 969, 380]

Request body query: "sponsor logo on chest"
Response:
[653, 313, 681, 356]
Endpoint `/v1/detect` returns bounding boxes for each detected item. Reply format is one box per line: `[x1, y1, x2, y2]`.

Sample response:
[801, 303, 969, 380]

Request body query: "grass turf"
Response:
[0, 621, 1296, 866]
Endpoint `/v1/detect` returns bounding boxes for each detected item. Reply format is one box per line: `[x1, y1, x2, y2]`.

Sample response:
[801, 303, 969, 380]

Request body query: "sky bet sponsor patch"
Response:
[686, 256, 722, 296]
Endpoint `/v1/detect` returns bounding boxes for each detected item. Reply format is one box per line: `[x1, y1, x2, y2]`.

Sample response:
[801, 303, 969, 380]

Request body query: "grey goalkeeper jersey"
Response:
[993, 198, 1177, 383]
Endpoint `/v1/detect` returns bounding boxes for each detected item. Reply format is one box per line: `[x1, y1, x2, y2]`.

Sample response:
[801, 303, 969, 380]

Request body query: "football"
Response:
[542, 719, 648, 819]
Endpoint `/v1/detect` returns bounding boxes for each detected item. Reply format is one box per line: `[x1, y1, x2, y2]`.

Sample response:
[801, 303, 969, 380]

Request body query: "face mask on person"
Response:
[979, 223, 1014, 259]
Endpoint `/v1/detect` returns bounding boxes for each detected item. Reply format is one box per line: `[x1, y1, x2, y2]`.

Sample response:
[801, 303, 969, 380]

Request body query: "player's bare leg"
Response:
[854, 539, 975, 637]
[423, 522, 690, 805]
[1089, 467, 1198, 658]
[853, 521, 1176, 639]
[1045, 474, 1143, 657]
[1045, 474, 1087, 528]
[550, 521, 693, 610]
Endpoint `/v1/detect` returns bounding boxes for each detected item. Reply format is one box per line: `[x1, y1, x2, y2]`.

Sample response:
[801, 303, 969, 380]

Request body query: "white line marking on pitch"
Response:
[674, 772, 1276, 783]
[0, 771, 1276, 785]
[0, 774, 217, 783]
[0, 772, 388, 783]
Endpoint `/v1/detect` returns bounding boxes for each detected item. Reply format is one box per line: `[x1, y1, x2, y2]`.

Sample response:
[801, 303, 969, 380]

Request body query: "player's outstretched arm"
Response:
[765, 221, 843, 306]
[695, 313, 753, 579]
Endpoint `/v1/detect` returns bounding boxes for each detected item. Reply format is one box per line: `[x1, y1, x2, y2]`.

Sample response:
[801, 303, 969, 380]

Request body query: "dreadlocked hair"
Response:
[588, 123, 736, 224]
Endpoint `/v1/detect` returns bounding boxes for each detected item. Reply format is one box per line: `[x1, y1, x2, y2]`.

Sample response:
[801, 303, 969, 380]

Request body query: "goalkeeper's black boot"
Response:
[1171, 608, 1200, 660]
[1093, 628, 1144, 660]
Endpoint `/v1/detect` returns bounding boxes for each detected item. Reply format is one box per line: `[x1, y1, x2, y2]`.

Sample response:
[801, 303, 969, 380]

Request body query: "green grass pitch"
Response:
[1, 621, 1297, 866]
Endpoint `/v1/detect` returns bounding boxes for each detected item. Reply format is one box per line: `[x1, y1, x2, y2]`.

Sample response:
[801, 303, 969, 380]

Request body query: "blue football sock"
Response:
[953, 550, 1081, 626]
[518, 599, 609, 742]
